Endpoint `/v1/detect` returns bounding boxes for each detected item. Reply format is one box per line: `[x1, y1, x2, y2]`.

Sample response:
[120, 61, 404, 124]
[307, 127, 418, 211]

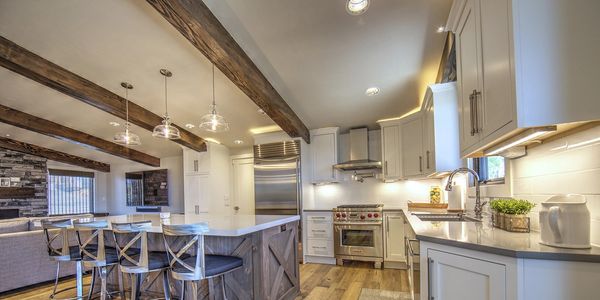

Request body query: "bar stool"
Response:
[41, 218, 85, 300]
[111, 221, 171, 300]
[162, 223, 243, 300]
[72, 220, 122, 300]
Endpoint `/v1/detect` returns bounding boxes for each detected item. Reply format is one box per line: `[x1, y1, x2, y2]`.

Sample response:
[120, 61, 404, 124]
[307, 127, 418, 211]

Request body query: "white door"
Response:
[401, 117, 424, 177]
[382, 125, 401, 179]
[184, 174, 209, 214]
[310, 133, 337, 183]
[456, 0, 482, 153]
[384, 213, 406, 262]
[428, 249, 506, 300]
[231, 156, 255, 214]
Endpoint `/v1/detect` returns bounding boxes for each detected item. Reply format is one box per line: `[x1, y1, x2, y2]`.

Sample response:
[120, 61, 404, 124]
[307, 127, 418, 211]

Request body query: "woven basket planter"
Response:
[492, 211, 530, 233]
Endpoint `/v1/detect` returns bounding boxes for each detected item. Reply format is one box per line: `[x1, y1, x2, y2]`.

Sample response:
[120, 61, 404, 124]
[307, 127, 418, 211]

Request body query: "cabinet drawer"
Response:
[305, 214, 332, 222]
[305, 239, 333, 257]
[306, 222, 333, 239]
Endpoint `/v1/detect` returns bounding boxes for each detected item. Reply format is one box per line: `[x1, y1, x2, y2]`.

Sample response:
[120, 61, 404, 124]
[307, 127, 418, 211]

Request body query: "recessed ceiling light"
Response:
[184, 123, 195, 129]
[109, 121, 120, 127]
[257, 109, 266, 115]
[365, 87, 380, 96]
[5, 134, 10, 137]
[204, 137, 221, 144]
[436, 26, 445, 33]
[233, 139, 244, 145]
[347, 0, 369, 15]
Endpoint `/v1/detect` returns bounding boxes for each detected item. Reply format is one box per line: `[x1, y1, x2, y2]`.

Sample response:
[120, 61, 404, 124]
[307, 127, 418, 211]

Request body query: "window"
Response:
[48, 169, 94, 215]
[471, 156, 505, 184]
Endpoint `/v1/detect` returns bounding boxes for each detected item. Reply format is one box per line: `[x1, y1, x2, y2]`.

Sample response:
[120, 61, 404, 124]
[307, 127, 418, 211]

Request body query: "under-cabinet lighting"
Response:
[204, 137, 221, 144]
[551, 136, 600, 151]
[484, 126, 557, 156]
[250, 125, 282, 135]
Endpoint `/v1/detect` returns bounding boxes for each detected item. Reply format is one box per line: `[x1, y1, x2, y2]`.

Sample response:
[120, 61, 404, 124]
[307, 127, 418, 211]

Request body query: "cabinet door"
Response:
[384, 213, 406, 262]
[401, 117, 424, 177]
[381, 125, 401, 179]
[423, 100, 435, 174]
[428, 249, 506, 300]
[456, 0, 483, 153]
[479, 0, 514, 138]
[184, 174, 209, 214]
[184, 149, 210, 175]
[310, 133, 337, 183]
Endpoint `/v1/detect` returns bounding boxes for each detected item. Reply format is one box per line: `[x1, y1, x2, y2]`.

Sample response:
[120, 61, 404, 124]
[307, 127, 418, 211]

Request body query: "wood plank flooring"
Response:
[0, 262, 413, 300]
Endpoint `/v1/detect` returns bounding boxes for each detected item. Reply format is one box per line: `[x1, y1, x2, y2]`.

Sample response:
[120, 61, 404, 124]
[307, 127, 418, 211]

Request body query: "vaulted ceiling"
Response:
[0, 0, 452, 168]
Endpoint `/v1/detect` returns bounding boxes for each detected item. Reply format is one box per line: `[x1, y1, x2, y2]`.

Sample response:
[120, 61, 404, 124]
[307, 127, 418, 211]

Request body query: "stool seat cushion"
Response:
[82, 246, 121, 264]
[51, 245, 82, 260]
[174, 255, 242, 277]
[120, 251, 169, 271]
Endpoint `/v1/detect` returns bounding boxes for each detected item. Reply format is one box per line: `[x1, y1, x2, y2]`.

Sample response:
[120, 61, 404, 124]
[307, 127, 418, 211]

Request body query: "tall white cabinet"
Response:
[448, 0, 600, 157]
[379, 121, 402, 181]
[182, 143, 230, 215]
[309, 127, 339, 184]
[383, 212, 406, 268]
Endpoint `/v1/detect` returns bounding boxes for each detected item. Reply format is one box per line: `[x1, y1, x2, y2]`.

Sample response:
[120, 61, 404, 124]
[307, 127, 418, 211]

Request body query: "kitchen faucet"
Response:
[445, 167, 487, 219]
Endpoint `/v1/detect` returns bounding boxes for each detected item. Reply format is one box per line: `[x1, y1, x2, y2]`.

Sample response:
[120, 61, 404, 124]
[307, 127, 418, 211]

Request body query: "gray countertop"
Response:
[403, 210, 600, 263]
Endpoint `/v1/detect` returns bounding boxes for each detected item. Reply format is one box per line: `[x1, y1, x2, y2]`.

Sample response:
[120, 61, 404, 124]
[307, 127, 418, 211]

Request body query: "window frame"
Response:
[48, 169, 95, 215]
[471, 156, 506, 186]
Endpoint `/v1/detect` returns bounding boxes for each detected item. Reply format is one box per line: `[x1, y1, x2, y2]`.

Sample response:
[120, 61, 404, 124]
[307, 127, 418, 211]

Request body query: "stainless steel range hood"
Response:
[334, 127, 382, 171]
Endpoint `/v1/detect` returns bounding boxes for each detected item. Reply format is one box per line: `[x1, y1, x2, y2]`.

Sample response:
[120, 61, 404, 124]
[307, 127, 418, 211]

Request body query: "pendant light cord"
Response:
[212, 64, 216, 108]
[164, 75, 169, 116]
[125, 87, 129, 127]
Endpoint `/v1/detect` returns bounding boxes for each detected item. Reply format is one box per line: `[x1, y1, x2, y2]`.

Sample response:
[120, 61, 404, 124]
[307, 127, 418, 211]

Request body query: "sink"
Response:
[413, 213, 481, 222]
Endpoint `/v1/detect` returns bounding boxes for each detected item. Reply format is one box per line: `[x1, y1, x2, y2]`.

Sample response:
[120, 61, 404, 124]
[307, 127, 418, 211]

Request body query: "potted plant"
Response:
[490, 199, 535, 232]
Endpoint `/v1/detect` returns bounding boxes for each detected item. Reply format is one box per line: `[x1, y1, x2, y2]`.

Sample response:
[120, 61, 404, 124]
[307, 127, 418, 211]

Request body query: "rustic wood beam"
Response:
[0, 35, 207, 152]
[0, 137, 110, 172]
[146, 0, 311, 143]
[0, 104, 159, 167]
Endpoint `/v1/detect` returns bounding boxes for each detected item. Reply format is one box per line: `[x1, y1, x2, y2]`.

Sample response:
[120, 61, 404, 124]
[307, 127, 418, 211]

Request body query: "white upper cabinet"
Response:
[183, 148, 210, 175]
[310, 127, 339, 184]
[379, 121, 402, 180]
[421, 82, 462, 176]
[448, 0, 600, 157]
[401, 113, 424, 178]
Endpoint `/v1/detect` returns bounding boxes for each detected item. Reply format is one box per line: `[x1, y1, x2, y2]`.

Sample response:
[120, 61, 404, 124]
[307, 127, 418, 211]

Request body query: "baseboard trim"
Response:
[304, 255, 337, 265]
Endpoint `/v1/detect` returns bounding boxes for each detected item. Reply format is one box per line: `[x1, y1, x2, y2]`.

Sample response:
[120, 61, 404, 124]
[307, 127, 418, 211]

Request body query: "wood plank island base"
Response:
[83, 214, 300, 300]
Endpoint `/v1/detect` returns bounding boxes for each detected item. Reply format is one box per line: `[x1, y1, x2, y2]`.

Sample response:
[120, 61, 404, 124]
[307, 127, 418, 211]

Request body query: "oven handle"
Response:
[333, 221, 383, 226]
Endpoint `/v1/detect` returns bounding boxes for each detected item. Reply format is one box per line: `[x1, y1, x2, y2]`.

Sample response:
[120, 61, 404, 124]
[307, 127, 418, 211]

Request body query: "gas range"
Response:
[332, 204, 383, 223]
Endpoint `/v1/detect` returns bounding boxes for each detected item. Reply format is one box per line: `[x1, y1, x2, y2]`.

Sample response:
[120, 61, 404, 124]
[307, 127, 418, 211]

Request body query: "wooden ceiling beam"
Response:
[146, 0, 311, 143]
[0, 35, 207, 152]
[0, 104, 160, 167]
[0, 137, 110, 172]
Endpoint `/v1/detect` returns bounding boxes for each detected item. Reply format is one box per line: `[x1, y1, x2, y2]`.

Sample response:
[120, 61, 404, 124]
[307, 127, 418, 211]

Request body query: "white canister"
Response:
[539, 194, 590, 249]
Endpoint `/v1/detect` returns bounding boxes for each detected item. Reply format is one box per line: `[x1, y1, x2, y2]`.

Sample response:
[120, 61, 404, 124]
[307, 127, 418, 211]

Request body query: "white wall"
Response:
[46, 161, 109, 213]
[106, 155, 184, 215]
[463, 125, 600, 245]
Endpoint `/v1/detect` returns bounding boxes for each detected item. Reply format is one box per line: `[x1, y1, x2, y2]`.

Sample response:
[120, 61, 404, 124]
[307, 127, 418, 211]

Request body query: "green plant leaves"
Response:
[490, 198, 535, 215]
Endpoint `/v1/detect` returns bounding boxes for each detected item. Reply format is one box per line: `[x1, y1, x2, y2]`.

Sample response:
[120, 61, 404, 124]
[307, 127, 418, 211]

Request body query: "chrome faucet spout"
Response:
[446, 167, 486, 219]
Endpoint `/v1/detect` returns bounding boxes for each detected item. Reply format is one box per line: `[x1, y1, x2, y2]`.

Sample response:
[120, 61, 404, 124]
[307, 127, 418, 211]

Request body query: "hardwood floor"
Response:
[0, 262, 413, 300]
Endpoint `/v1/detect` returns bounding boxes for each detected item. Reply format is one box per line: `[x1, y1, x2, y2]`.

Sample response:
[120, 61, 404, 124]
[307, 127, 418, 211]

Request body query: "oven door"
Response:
[334, 223, 383, 258]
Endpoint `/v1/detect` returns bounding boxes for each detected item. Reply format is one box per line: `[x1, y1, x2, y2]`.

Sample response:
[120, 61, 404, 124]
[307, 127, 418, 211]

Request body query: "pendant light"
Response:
[199, 64, 229, 132]
[113, 82, 142, 146]
[153, 69, 181, 139]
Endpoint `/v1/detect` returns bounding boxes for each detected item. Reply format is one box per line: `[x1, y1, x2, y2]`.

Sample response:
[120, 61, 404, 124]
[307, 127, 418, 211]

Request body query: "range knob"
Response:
[368, 213, 373, 218]
[374, 213, 379, 218]
[341, 213, 347, 218]
[336, 213, 341, 218]
[360, 214, 366, 220]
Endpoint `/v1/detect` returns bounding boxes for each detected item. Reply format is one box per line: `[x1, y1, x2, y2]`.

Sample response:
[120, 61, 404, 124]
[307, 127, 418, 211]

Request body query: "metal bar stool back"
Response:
[73, 220, 121, 300]
[111, 221, 171, 300]
[41, 218, 84, 300]
[162, 223, 243, 300]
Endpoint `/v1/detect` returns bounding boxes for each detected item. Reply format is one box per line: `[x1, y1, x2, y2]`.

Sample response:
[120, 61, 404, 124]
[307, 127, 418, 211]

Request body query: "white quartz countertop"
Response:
[83, 213, 300, 237]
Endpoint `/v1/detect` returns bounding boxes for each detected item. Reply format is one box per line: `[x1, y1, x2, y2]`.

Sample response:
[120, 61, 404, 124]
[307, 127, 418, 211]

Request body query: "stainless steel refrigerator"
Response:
[253, 140, 301, 215]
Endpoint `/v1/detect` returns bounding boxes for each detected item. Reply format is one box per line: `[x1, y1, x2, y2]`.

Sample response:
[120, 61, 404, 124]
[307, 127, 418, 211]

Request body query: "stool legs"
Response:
[99, 267, 108, 300]
[88, 268, 96, 300]
[75, 262, 83, 299]
[50, 261, 61, 299]
[220, 275, 228, 300]
[162, 271, 171, 300]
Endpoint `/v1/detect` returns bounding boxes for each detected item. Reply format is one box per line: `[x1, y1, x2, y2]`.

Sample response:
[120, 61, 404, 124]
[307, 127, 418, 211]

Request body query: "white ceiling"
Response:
[204, 0, 453, 131]
[0, 0, 275, 165]
[0, 0, 451, 169]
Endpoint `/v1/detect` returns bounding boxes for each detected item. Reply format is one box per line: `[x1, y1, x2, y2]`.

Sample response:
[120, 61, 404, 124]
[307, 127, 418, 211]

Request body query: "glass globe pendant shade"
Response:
[152, 115, 181, 139]
[199, 104, 229, 133]
[114, 125, 142, 146]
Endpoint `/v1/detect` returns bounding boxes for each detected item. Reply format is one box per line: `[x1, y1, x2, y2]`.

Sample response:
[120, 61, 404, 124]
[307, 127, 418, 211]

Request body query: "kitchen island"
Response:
[90, 213, 300, 300]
